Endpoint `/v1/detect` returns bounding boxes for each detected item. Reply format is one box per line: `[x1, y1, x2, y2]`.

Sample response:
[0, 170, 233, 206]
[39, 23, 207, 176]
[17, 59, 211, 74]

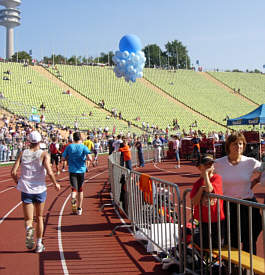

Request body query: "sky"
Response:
[0, 0, 264, 71]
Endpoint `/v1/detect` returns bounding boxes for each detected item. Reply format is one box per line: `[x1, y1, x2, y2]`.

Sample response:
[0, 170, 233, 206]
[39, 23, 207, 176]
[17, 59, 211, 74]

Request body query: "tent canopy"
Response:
[227, 104, 265, 126]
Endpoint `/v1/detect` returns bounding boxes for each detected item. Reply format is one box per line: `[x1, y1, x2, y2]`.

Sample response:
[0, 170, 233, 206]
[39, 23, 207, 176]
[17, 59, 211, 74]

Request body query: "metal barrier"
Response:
[106, 147, 183, 272]
[182, 189, 265, 275]
[107, 149, 265, 274]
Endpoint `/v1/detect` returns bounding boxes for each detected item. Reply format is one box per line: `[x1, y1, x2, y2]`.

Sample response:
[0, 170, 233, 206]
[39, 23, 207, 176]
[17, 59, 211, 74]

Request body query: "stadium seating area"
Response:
[144, 69, 255, 127]
[47, 65, 227, 132]
[0, 62, 132, 132]
[208, 71, 265, 104]
[1, 62, 263, 134]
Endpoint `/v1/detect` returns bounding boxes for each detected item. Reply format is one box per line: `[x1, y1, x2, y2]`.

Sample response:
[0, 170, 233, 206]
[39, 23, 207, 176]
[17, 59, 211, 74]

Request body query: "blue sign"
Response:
[29, 114, 40, 123]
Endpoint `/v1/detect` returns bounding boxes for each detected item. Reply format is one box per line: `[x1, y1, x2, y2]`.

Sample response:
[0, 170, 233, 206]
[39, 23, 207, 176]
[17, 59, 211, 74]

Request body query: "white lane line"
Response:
[0, 178, 16, 183]
[58, 193, 71, 275]
[0, 201, 22, 225]
[0, 186, 15, 194]
[58, 169, 107, 275]
[154, 163, 195, 177]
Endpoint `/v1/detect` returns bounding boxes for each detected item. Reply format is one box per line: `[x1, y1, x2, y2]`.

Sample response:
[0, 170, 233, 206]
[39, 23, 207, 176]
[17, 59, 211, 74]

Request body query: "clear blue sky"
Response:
[0, 0, 264, 71]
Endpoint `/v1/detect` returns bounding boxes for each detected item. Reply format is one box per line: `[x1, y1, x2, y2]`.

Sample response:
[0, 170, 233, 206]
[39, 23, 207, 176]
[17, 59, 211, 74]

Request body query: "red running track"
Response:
[0, 156, 264, 275]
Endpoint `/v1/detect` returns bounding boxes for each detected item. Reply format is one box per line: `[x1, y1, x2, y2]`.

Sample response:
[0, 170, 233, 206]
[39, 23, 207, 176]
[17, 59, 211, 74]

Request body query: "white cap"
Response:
[29, 131, 42, 143]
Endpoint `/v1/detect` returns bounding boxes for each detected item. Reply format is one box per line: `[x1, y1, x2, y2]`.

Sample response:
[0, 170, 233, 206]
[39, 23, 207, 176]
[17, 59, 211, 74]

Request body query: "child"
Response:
[118, 139, 132, 170]
[190, 154, 225, 249]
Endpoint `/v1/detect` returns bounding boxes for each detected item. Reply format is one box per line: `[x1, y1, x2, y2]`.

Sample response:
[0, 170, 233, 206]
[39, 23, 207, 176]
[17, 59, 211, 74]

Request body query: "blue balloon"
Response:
[119, 34, 142, 53]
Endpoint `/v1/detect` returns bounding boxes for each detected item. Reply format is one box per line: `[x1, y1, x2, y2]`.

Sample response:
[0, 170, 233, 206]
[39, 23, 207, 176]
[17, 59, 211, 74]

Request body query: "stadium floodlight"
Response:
[0, 0, 21, 60]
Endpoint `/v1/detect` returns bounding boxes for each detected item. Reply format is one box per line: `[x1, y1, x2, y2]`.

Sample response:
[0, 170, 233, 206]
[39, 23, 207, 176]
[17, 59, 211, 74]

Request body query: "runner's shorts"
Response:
[21, 191, 47, 203]
[70, 172, 85, 192]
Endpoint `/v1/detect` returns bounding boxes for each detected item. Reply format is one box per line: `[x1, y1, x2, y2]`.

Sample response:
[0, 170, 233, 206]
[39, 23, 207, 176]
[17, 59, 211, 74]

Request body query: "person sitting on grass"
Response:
[190, 154, 225, 249]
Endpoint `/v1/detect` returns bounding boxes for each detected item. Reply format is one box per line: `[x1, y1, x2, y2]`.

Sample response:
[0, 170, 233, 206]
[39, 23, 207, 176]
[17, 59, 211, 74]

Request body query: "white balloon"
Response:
[122, 51, 129, 59]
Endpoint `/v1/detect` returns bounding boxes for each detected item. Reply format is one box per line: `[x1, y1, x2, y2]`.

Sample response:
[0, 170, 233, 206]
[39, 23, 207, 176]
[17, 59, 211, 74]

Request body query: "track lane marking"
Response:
[0, 201, 22, 225]
[57, 168, 107, 275]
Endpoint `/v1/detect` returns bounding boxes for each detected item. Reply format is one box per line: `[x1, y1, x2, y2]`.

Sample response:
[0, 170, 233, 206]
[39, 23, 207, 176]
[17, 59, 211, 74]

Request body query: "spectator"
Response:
[135, 137, 144, 168]
[173, 135, 181, 168]
[152, 134, 162, 163]
[190, 154, 225, 249]
[191, 133, 201, 163]
[214, 132, 263, 254]
[119, 139, 132, 170]
[40, 103, 46, 112]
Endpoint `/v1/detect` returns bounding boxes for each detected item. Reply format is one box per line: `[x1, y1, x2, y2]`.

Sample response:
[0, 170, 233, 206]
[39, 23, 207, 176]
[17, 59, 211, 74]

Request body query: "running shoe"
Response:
[26, 227, 35, 249]
[35, 243, 45, 253]
[77, 208, 82, 216]
[71, 198, 77, 214]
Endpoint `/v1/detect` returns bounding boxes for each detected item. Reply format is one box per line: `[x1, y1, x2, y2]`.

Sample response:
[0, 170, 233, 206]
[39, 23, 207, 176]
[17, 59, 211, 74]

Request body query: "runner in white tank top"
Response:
[11, 131, 60, 253]
[17, 149, 47, 194]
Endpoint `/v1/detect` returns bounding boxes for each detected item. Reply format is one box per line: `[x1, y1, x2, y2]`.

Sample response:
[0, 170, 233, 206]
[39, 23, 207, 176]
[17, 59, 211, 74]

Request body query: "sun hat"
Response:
[196, 154, 214, 166]
[29, 131, 42, 143]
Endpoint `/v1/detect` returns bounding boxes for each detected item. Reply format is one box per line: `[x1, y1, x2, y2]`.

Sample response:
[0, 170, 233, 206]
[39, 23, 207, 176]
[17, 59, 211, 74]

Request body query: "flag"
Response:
[29, 49, 32, 56]
[196, 60, 199, 65]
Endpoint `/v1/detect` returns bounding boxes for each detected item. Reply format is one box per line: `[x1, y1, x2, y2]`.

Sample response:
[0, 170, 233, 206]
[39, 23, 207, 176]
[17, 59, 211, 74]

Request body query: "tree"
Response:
[165, 40, 190, 69]
[97, 51, 114, 65]
[11, 51, 32, 62]
[43, 54, 66, 64]
[143, 44, 165, 68]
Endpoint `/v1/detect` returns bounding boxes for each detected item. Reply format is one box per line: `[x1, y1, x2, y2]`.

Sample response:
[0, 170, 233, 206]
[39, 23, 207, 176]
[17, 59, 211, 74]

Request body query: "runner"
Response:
[83, 135, 94, 169]
[11, 131, 60, 253]
[49, 136, 61, 175]
[63, 132, 90, 215]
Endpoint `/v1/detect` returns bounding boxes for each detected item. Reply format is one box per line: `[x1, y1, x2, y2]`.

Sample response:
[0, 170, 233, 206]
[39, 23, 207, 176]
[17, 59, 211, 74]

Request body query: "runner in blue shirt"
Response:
[63, 132, 90, 215]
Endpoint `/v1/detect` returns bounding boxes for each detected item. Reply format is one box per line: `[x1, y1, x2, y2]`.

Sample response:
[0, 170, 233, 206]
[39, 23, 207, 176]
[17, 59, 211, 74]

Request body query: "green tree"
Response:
[43, 54, 67, 64]
[97, 51, 114, 65]
[165, 40, 190, 69]
[11, 51, 32, 62]
[143, 44, 165, 68]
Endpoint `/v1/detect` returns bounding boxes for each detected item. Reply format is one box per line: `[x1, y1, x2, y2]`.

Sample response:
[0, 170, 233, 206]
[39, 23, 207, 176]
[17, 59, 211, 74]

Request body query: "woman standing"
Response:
[11, 131, 60, 253]
[214, 132, 262, 254]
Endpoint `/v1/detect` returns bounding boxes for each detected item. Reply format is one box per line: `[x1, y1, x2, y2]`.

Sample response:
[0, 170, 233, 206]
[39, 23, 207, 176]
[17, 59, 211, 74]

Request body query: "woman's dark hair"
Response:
[73, 132, 81, 142]
[225, 132, 247, 155]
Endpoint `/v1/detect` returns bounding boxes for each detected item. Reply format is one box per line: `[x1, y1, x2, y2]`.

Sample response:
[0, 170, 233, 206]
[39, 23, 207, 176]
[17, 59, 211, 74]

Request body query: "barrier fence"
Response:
[107, 148, 265, 275]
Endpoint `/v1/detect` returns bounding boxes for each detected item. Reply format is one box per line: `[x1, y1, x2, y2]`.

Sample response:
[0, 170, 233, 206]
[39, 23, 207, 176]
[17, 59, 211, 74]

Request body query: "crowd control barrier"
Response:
[106, 148, 183, 272]
[182, 189, 265, 275]
[107, 148, 265, 274]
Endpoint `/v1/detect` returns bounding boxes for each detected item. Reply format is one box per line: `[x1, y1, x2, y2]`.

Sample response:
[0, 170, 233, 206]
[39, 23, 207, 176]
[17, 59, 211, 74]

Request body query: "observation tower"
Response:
[0, 0, 21, 59]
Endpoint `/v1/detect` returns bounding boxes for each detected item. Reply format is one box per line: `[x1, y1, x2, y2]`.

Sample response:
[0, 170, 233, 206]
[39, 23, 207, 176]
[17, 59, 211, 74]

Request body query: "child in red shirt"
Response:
[119, 140, 132, 170]
[190, 154, 225, 249]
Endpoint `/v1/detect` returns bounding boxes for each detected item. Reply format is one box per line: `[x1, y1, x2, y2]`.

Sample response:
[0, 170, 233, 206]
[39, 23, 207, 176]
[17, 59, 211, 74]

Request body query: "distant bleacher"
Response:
[47, 65, 228, 132]
[1, 62, 263, 134]
[208, 71, 265, 104]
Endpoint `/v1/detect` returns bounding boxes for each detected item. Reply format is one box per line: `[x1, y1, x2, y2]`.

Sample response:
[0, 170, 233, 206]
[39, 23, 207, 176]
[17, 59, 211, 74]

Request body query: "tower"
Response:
[0, 0, 21, 60]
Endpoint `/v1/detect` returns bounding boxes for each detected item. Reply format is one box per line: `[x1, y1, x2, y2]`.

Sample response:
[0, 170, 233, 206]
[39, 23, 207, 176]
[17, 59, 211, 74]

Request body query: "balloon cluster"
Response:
[112, 34, 146, 83]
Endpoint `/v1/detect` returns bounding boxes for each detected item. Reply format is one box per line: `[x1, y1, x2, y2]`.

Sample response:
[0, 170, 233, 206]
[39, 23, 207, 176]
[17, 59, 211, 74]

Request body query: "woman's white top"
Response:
[17, 149, 47, 194]
[214, 155, 261, 199]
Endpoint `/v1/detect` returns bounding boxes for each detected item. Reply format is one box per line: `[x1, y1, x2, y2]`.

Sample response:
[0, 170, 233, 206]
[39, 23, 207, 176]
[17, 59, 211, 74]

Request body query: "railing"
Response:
[106, 147, 183, 272]
[182, 189, 265, 275]
[107, 147, 265, 274]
